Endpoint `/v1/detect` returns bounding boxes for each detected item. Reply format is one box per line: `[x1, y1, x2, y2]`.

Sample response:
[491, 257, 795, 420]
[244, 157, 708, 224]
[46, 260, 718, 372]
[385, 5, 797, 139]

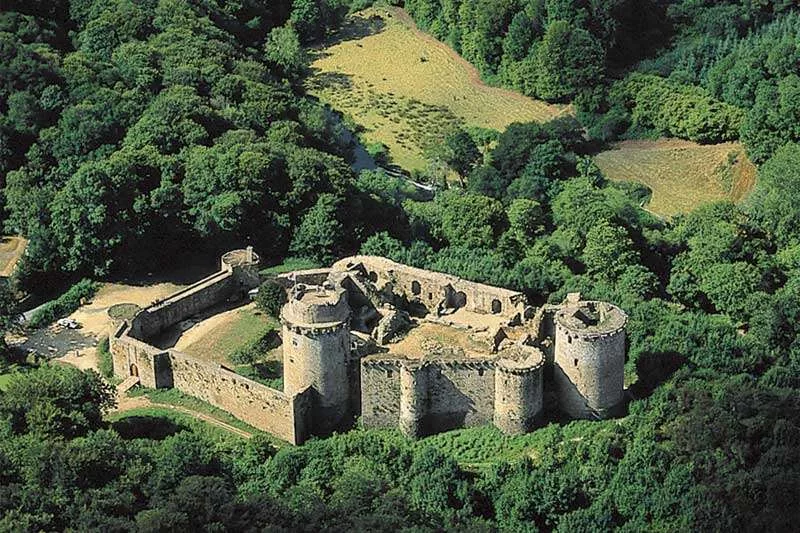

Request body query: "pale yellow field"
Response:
[0, 236, 26, 277]
[307, 7, 566, 170]
[594, 139, 757, 217]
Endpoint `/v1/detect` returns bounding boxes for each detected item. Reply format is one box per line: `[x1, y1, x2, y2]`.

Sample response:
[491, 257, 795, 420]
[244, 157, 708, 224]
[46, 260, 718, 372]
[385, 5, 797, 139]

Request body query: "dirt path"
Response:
[113, 393, 253, 439]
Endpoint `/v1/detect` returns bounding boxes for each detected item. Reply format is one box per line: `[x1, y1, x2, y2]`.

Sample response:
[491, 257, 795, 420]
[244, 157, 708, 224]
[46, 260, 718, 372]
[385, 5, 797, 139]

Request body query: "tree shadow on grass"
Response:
[321, 13, 386, 48]
[112, 415, 188, 440]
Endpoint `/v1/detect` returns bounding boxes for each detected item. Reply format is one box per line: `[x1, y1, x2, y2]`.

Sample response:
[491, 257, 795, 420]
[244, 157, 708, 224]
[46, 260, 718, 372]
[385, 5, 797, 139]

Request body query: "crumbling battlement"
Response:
[110, 250, 628, 444]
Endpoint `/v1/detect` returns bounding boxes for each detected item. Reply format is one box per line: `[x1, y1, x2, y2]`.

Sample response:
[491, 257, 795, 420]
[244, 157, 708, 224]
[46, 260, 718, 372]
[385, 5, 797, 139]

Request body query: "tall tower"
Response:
[553, 301, 627, 419]
[221, 247, 261, 292]
[493, 346, 545, 434]
[281, 282, 351, 434]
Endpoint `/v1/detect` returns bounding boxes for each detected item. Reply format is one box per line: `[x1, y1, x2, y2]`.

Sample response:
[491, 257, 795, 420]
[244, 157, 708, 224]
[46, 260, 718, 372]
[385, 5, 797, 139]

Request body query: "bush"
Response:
[611, 74, 744, 143]
[231, 330, 281, 365]
[97, 336, 113, 379]
[28, 279, 99, 329]
[255, 280, 287, 318]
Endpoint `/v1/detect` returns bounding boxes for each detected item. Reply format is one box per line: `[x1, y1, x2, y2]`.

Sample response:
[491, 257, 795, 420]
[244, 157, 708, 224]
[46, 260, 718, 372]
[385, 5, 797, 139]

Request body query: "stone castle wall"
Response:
[553, 303, 627, 419]
[131, 271, 235, 340]
[167, 351, 308, 444]
[110, 322, 172, 388]
[554, 326, 626, 418]
[333, 256, 528, 318]
[111, 250, 626, 445]
[108, 249, 319, 444]
[494, 361, 544, 434]
[360, 360, 402, 428]
[360, 355, 544, 437]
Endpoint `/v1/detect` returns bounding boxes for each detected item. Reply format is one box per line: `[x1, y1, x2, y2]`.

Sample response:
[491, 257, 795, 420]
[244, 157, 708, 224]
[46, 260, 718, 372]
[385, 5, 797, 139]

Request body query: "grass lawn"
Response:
[260, 257, 321, 277]
[306, 7, 565, 171]
[595, 139, 757, 217]
[127, 387, 266, 437]
[176, 304, 279, 364]
[0, 372, 13, 391]
[108, 406, 247, 445]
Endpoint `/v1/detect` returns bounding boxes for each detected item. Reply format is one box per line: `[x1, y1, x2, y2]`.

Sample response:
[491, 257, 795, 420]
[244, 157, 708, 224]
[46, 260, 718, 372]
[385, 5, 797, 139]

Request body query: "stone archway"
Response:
[491, 299, 502, 314]
[453, 291, 467, 309]
[130, 363, 139, 377]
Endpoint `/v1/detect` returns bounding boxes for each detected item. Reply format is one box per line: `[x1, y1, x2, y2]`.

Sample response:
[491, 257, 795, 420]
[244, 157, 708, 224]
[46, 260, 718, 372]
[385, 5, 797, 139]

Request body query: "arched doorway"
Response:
[411, 280, 421, 296]
[130, 363, 139, 377]
[491, 299, 502, 314]
[453, 291, 467, 309]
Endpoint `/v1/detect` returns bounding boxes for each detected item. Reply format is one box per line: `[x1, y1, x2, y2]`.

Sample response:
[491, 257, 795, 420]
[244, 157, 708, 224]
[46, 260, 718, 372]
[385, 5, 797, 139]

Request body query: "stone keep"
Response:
[281, 283, 351, 433]
[553, 301, 627, 419]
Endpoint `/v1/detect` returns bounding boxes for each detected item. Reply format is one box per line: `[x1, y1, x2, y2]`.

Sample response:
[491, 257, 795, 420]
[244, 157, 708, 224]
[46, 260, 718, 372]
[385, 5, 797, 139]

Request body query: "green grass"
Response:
[418, 426, 552, 468]
[107, 406, 245, 445]
[260, 257, 321, 276]
[128, 387, 269, 438]
[0, 363, 37, 391]
[234, 362, 283, 391]
[306, 7, 565, 170]
[97, 336, 113, 379]
[179, 306, 279, 364]
[0, 373, 13, 391]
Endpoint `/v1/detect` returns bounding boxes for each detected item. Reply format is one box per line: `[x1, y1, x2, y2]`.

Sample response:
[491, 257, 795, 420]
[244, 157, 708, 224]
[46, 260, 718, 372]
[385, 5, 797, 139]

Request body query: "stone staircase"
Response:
[116, 375, 140, 394]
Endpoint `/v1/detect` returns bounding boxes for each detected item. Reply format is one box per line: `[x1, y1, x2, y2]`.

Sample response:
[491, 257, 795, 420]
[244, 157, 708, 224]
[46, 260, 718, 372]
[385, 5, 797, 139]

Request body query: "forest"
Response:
[1, 0, 800, 531]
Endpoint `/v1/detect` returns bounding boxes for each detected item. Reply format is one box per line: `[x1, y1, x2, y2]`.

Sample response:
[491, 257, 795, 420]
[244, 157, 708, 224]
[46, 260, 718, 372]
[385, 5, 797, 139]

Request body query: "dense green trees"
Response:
[0, 0, 384, 290]
[2, 0, 800, 530]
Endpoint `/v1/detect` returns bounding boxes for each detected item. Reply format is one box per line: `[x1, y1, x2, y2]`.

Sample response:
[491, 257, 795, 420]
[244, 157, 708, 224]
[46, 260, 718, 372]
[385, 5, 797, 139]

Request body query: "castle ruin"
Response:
[110, 250, 627, 444]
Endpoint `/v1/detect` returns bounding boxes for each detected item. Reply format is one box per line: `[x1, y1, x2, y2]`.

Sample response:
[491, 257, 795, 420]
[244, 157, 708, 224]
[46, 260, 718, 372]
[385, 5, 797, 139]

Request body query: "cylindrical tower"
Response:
[399, 362, 429, 439]
[494, 347, 545, 434]
[222, 247, 261, 291]
[281, 283, 351, 434]
[553, 301, 627, 419]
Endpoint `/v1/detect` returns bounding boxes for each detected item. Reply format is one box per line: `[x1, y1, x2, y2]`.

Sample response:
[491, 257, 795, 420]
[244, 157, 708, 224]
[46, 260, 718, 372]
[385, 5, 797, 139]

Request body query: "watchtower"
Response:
[493, 346, 545, 433]
[221, 247, 261, 293]
[553, 301, 627, 419]
[281, 282, 351, 434]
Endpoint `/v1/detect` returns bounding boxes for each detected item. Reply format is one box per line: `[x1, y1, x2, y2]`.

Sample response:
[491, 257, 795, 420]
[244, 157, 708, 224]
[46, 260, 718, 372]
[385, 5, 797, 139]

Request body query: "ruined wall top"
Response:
[280, 283, 349, 327]
[555, 301, 627, 338]
[332, 255, 529, 317]
[221, 247, 260, 269]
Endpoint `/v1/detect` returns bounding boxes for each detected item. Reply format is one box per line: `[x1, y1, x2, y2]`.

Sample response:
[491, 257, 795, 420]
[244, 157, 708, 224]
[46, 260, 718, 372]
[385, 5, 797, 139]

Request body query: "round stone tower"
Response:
[221, 247, 261, 291]
[281, 282, 351, 434]
[399, 362, 429, 439]
[493, 347, 545, 434]
[553, 301, 627, 419]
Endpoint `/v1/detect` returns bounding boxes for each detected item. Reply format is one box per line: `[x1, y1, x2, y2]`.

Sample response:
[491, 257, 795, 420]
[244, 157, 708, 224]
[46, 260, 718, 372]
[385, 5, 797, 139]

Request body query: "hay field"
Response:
[0, 236, 26, 277]
[594, 139, 757, 217]
[307, 7, 565, 170]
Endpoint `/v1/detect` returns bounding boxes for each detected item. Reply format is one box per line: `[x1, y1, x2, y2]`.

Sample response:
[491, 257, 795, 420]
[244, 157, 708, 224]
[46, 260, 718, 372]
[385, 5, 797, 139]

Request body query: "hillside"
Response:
[306, 7, 566, 170]
[595, 140, 757, 216]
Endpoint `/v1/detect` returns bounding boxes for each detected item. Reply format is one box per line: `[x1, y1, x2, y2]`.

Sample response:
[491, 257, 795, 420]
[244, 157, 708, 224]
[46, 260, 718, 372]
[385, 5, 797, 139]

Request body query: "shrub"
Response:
[28, 279, 99, 329]
[97, 337, 113, 379]
[255, 280, 287, 318]
[612, 74, 744, 143]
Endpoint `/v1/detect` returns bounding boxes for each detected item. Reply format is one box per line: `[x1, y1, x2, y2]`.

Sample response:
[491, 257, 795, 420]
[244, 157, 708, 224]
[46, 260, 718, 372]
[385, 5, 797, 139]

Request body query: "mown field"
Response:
[595, 139, 757, 217]
[306, 7, 565, 170]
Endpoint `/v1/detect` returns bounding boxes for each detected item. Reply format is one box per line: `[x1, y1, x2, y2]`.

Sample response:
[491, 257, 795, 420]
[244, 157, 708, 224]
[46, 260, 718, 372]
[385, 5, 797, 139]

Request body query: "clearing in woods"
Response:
[0, 236, 27, 277]
[307, 7, 566, 170]
[594, 139, 757, 217]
